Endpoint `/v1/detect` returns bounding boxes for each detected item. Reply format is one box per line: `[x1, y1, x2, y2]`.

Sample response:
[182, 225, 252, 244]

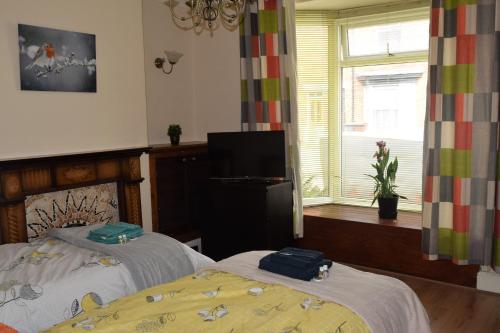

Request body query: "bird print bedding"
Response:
[0, 238, 136, 333]
[44, 269, 370, 333]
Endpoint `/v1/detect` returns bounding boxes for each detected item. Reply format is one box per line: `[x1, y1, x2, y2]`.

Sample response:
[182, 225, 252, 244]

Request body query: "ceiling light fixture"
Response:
[164, 0, 247, 31]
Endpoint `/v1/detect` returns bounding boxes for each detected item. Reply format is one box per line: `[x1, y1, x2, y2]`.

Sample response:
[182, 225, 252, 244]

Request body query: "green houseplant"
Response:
[167, 124, 182, 145]
[367, 141, 406, 219]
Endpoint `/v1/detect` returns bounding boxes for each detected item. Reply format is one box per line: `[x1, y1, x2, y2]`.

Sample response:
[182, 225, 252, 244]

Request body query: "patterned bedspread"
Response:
[44, 269, 370, 333]
[0, 238, 136, 333]
[0, 234, 214, 333]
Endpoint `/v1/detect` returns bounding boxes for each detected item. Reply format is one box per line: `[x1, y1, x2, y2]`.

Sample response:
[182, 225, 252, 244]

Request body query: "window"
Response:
[297, 8, 429, 210]
[346, 19, 429, 57]
[296, 15, 331, 200]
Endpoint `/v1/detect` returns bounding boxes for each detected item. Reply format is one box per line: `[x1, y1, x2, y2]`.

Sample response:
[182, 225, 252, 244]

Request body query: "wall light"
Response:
[154, 50, 183, 75]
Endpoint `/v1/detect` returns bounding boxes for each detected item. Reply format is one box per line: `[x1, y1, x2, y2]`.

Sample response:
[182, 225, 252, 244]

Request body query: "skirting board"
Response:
[477, 267, 500, 294]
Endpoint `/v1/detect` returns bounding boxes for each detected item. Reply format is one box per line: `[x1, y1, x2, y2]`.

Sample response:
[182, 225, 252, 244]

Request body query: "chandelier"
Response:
[164, 0, 247, 31]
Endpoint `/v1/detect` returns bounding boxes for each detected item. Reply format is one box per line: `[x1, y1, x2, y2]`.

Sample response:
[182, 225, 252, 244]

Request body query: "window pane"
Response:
[296, 22, 330, 198]
[347, 20, 429, 57]
[341, 62, 427, 207]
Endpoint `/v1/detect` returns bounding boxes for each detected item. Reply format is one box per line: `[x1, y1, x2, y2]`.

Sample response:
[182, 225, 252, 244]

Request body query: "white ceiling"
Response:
[296, 0, 416, 11]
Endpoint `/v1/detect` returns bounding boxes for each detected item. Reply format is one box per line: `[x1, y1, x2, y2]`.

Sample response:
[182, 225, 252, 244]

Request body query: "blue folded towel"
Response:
[259, 247, 332, 281]
[268, 247, 324, 269]
[87, 222, 144, 244]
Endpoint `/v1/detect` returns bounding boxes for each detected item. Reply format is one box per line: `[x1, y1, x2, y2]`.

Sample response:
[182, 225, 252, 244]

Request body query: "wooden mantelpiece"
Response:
[0, 147, 149, 244]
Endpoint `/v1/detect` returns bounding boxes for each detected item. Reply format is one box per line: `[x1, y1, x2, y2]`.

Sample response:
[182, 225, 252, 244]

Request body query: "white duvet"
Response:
[210, 251, 432, 333]
[0, 237, 212, 333]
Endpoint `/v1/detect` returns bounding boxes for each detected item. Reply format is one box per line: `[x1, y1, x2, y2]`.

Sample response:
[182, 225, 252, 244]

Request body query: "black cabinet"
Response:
[203, 179, 294, 261]
[150, 143, 208, 240]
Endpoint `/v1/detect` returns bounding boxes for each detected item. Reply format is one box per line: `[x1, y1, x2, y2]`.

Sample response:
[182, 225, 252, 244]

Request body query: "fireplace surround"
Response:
[0, 147, 149, 244]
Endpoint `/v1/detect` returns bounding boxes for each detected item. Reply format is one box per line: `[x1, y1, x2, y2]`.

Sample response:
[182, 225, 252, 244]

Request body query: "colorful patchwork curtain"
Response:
[423, 0, 500, 271]
[240, 0, 304, 237]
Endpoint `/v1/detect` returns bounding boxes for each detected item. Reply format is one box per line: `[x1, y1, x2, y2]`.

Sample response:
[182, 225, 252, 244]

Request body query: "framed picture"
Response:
[18, 24, 97, 92]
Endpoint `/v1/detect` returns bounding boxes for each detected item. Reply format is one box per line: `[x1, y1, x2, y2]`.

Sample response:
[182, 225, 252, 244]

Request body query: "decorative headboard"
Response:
[0, 147, 149, 244]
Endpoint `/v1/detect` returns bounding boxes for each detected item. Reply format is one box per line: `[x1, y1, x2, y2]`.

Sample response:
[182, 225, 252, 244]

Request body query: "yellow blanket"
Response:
[45, 270, 371, 333]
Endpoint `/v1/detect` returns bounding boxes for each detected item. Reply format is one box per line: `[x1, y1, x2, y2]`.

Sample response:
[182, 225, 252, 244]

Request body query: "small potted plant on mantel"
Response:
[367, 140, 406, 219]
[167, 124, 182, 145]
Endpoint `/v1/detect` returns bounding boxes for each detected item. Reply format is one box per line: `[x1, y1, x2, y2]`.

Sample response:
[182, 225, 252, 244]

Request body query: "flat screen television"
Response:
[207, 131, 287, 180]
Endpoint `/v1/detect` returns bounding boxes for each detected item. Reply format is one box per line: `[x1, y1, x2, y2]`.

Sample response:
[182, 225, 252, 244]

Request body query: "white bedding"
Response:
[209, 251, 431, 333]
[0, 237, 213, 333]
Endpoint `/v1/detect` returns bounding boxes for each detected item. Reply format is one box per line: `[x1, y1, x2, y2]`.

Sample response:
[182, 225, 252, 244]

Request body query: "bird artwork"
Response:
[21, 40, 95, 78]
[24, 43, 57, 73]
[18, 24, 97, 92]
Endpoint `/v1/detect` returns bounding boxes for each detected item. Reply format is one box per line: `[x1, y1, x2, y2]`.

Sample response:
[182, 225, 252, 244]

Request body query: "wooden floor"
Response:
[354, 265, 500, 333]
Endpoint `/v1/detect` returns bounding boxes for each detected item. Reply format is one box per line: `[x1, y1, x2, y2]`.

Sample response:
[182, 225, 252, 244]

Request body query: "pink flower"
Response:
[376, 140, 386, 149]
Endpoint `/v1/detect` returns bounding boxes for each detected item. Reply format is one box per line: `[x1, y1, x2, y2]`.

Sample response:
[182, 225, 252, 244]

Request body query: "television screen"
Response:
[207, 131, 287, 179]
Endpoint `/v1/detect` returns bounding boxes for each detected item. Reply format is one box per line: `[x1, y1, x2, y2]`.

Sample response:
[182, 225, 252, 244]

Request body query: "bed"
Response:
[43, 251, 431, 333]
[0, 226, 214, 333]
[0, 149, 214, 333]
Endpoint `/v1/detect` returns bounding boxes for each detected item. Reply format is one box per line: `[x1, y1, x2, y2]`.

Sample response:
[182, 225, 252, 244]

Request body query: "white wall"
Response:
[142, 0, 241, 144]
[139, 154, 152, 231]
[192, 30, 241, 140]
[142, 0, 197, 143]
[0, 0, 152, 231]
[0, 0, 148, 158]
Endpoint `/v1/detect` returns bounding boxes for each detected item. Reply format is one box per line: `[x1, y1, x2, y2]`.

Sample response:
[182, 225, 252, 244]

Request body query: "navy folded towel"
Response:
[258, 247, 332, 281]
[268, 247, 324, 269]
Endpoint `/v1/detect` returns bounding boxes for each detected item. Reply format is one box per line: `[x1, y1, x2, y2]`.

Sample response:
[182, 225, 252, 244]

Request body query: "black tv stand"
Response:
[202, 178, 294, 261]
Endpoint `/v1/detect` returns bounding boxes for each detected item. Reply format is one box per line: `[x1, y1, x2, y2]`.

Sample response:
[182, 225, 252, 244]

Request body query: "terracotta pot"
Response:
[377, 196, 398, 219]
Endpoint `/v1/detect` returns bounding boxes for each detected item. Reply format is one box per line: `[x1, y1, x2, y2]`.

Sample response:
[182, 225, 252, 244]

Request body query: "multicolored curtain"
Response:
[423, 0, 500, 271]
[240, 0, 304, 237]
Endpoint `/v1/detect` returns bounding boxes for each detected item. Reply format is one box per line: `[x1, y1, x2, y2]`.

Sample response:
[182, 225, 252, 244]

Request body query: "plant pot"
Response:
[169, 135, 180, 145]
[377, 196, 398, 219]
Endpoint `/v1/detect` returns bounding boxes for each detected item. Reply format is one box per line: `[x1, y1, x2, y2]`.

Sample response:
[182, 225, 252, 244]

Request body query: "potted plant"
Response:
[367, 141, 406, 219]
[167, 124, 182, 145]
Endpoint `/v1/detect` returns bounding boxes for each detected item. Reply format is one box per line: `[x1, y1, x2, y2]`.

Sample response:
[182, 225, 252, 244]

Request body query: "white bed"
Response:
[210, 251, 431, 333]
[0, 234, 213, 333]
[37, 250, 431, 333]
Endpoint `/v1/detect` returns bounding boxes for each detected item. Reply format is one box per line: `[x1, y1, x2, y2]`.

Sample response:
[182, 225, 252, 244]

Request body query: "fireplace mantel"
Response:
[0, 147, 150, 244]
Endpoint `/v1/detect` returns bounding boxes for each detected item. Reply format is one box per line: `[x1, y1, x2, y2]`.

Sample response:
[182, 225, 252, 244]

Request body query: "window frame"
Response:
[339, 8, 430, 67]
[297, 7, 429, 211]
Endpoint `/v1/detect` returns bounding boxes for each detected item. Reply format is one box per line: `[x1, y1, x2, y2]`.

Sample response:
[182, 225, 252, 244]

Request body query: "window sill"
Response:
[303, 203, 422, 230]
[303, 198, 422, 213]
[303, 197, 333, 207]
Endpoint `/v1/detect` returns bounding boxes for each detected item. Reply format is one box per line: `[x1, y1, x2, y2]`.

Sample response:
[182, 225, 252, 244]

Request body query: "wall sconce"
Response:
[154, 50, 183, 75]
